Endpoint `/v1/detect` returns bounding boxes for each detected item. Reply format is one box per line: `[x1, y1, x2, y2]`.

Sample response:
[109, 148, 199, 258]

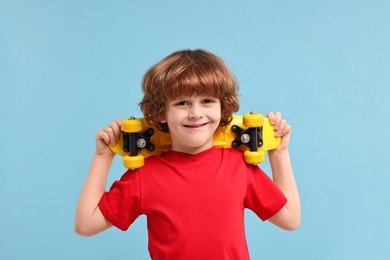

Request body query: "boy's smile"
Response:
[164, 96, 221, 154]
[183, 122, 210, 128]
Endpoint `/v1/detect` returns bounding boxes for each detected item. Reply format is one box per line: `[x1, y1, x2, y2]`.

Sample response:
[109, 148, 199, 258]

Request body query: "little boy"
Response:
[75, 49, 301, 259]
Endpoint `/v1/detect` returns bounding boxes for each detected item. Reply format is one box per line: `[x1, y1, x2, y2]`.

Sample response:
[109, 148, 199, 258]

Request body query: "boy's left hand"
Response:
[267, 112, 291, 151]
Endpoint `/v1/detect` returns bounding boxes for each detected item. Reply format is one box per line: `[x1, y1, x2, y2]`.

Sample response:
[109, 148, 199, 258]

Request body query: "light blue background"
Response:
[1, 0, 389, 259]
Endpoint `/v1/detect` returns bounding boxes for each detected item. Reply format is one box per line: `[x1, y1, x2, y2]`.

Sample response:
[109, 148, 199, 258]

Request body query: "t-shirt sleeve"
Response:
[244, 165, 287, 221]
[98, 170, 141, 231]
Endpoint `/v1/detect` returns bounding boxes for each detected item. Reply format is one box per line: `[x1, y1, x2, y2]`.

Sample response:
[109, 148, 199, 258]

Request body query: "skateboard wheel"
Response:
[123, 118, 143, 133]
[123, 155, 144, 169]
[244, 150, 265, 164]
[243, 113, 264, 128]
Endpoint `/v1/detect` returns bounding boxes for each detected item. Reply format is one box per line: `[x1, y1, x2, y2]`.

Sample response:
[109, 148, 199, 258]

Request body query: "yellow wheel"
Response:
[244, 150, 265, 165]
[243, 113, 264, 128]
[122, 118, 143, 133]
[123, 155, 144, 169]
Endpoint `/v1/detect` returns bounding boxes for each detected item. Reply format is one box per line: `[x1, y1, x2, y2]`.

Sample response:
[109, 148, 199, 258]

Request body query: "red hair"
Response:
[139, 49, 239, 132]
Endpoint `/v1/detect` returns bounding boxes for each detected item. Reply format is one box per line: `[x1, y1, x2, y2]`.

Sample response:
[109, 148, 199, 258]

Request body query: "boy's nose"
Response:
[188, 104, 203, 119]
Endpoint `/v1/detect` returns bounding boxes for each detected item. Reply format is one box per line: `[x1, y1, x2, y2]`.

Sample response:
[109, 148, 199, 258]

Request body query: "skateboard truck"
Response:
[123, 127, 155, 155]
[231, 112, 267, 164]
[231, 124, 263, 151]
[117, 116, 160, 169]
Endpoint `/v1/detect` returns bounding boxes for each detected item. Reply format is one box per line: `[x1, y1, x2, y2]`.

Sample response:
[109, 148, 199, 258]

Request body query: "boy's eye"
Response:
[202, 98, 217, 104]
[174, 100, 189, 106]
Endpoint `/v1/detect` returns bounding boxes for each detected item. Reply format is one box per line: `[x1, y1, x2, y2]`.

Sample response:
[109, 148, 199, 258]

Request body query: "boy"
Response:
[75, 49, 301, 259]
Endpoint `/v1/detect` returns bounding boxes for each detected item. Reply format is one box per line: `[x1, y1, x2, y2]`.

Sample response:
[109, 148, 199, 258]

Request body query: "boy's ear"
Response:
[159, 116, 167, 123]
[158, 112, 167, 123]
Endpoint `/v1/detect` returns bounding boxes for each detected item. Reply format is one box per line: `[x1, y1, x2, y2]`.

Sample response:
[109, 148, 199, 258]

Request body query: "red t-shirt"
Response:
[99, 147, 287, 259]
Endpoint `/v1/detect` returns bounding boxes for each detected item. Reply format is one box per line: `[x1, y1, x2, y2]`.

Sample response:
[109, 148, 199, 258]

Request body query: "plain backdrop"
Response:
[1, 0, 389, 259]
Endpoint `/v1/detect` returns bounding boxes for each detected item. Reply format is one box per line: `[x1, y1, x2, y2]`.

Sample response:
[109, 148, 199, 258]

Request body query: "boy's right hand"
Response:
[95, 119, 122, 156]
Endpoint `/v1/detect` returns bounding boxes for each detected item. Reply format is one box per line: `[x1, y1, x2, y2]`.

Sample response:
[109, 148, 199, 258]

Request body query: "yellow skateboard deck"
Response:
[109, 113, 281, 169]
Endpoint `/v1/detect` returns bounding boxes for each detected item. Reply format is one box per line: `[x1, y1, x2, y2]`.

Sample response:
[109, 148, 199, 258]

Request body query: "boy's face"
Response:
[162, 95, 221, 154]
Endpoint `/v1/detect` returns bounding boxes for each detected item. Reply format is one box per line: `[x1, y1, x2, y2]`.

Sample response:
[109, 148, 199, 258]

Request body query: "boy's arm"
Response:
[266, 112, 301, 230]
[74, 119, 122, 236]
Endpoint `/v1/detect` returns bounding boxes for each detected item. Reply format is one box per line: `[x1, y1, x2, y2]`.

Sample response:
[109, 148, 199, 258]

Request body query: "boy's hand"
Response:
[95, 119, 122, 156]
[267, 112, 291, 151]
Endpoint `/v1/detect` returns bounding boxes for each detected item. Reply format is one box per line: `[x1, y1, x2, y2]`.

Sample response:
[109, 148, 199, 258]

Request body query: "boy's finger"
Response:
[115, 118, 122, 126]
[267, 112, 276, 124]
[275, 120, 284, 136]
[274, 112, 282, 122]
[97, 129, 110, 144]
[102, 125, 117, 145]
[276, 123, 291, 137]
[110, 120, 122, 140]
[114, 119, 123, 141]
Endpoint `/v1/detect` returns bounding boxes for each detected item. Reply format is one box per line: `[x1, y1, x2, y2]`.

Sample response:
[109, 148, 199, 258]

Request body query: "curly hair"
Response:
[139, 49, 239, 132]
